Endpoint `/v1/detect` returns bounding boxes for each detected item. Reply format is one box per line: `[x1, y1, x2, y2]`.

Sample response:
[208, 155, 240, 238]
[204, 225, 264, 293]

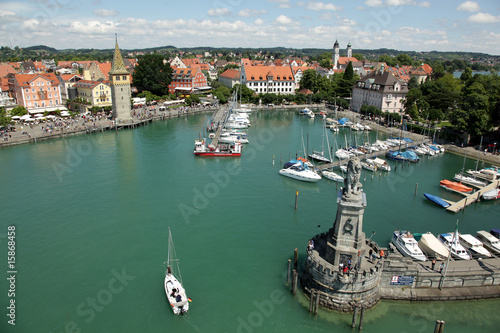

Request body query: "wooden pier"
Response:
[315, 139, 428, 171]
[446, 179, 500, 213]
[209, 105, 231, 146]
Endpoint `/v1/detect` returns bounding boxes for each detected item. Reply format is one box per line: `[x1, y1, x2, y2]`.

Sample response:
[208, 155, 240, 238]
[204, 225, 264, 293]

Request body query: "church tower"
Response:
[332, 40, 340, 70]
[109, 35, 132, 122]
[347, 42, 352, 58]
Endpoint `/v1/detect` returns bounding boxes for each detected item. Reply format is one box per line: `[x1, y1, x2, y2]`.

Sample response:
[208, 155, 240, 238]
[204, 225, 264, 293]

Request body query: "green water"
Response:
[1, 110, 499, 333]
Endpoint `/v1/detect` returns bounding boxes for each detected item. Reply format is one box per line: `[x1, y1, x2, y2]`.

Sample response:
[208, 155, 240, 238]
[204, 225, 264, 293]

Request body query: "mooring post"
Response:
[292, 270, 298, 295]
[287, 259, 291, 283]
[309, 289, 315, 313]
[434, 320, 441, 333]
[295, 190, 299, 209]
[351, 306, 359, 328]
[358, 307, 365, 330]
[294, 248, 298, 270]
[414, 182, 418, 196]
[438, 320, 445, 333]
[314, 292, 320, 315]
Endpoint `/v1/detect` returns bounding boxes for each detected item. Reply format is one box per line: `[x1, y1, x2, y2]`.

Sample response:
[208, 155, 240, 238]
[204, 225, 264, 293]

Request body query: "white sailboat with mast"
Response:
[164, 227, 190, 315]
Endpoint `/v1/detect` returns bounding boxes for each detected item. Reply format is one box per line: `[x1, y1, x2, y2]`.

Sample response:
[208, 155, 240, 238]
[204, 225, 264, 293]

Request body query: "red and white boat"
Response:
[439, 179, 473, 194]
[193, 139, 242, 157]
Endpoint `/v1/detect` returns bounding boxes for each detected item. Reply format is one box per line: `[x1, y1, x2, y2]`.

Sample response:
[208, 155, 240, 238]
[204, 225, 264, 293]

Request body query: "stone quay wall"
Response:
[379, 250, 500, 301]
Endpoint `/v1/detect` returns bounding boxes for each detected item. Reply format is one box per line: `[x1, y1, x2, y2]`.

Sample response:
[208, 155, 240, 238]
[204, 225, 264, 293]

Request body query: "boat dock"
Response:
[209, 105, 231, 146]
[446, 179, 500, 213]
[315, 139, 429, 171]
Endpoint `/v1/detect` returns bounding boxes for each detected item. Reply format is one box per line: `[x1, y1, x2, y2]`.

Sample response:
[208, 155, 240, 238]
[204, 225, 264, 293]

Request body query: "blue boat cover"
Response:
[338, 118, 349, 125]
[423, 193, 450, 208]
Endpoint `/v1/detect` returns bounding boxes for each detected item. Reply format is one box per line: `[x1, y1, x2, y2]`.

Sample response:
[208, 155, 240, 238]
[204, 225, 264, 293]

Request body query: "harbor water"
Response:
[1, 110, 499, 332]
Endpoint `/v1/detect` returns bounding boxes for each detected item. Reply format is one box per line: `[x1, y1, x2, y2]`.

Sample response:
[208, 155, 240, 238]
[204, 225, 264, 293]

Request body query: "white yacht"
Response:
[279, 160, 321, 182]
[476, 231, 500, 255]
[438, 233, 471, 260]
[459, 234, 492, 258]
[321, 169, 343, 182]
[392, 230, 427, 261]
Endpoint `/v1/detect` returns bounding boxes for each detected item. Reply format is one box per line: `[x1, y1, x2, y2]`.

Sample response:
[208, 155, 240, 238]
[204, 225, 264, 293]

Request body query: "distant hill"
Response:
[24, 45, 59, 53]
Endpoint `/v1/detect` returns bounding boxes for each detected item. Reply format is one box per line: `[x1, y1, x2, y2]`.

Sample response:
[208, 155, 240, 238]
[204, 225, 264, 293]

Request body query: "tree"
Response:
[132, 53, 173, 96]
[185, 95, 200, 106]
[10, 106, 28, 117]
[352, 53, 364, 61]
[343, 62, 354, 81]
[396, 53, 414, 66]
[319, 59, 331, 69]
[299, 69, 319, 91]
[0, 107, 13, 128]
[214, 86, 230, 103]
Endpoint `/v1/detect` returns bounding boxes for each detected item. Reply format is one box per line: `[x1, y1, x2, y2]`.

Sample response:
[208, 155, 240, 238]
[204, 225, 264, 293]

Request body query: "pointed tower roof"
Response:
[334, 40, 339, 47]
[347, 41, 351, 47]
[109, 35, 129, 75]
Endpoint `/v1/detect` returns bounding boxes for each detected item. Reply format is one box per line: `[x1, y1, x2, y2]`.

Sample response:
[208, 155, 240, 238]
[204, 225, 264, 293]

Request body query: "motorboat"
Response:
[279, 160, 321, 182]
[438, 233, 471, 260]
[476, 231, 500, 255]
[366, 157, 391, 171]
[164, 227, 190, 315]
[329, 125, 339, 132]
[482, 187, 500, 200]
[193, 139, 242, 157]
[459, 234, 492, 258]
[299, 108, 311, 115]
[386, 150, 419, 163]
[453, 173, 487, 187]
[439, 179, 473, 194]
[361, 161, 377, 172]
[391, 230, 427, 261]
[340, 165, 347, 173]
[417, 232, 450, 260]
[423, 193, 451, 208]
[321, 169, 343, 182]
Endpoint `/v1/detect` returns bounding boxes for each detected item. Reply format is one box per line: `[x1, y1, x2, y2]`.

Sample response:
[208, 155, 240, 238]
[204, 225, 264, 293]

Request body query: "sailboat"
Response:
[308, 119, 332, 163]
[164, 227, 190, 315]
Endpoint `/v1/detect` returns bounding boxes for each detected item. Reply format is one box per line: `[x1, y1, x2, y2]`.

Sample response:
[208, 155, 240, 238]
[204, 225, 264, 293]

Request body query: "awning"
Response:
[175, 87, 192, 91]
[28, 106, 68, 114]
[194, 86, 212, 91]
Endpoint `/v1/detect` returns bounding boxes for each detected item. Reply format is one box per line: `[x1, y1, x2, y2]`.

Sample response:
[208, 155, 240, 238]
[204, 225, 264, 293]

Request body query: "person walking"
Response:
[431, 258, 436, 271]
[439, 262, 444, 273]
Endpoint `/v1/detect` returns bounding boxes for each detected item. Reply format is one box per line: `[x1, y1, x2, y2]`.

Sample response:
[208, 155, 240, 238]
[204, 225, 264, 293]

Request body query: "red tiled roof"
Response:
[12, 73, 60, 87]
[98, 62, 112, 80]
[219, 69, 240, 79]
[244, 65, 294, 82]
[59, 74, 82, 81]
[0, 64, 17, 78]
[74, 80, 109, 89]
[337, 57, 358, 65]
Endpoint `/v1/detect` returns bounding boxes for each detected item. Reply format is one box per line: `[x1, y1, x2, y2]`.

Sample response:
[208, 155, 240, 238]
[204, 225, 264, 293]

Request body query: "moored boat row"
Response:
[392, 228, 500, 261]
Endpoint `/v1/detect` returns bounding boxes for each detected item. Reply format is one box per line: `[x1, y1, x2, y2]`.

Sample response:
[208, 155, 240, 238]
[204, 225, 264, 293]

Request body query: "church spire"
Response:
[110, 34, 129, 75]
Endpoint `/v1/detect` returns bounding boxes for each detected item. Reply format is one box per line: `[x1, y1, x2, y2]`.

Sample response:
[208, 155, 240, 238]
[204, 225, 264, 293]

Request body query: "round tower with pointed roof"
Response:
[109, 35, 132, 122]
[347, 41, 352, 58]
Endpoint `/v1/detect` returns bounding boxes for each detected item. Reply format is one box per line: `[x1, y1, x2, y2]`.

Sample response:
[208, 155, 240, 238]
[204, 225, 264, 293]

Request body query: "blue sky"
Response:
[1, 0, 499, 54]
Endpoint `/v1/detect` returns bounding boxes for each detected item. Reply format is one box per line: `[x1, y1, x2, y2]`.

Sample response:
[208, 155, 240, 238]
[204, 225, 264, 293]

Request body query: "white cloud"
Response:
[269, 0, 291, 9]
[365, 0, 383, 6]
[254, 18, 265, 25]
[94, 9, 118, 17]
[207, 8, 231, 17]
[341, 18, 357, 26]
[468, 13, 499, 23]
[457, 1, 480, 12]
[238, 9, 266, 17]
[68, 21, 116, 34]
[275, 15, 292, 25]
[366, 0, 430, 7]
[302, 1, 341, 11]
[0, 10, 16, 17]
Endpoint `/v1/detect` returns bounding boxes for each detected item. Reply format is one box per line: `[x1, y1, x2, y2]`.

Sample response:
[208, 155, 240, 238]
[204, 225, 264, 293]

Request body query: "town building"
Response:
[57, 74, 83, 104]
[168, 67, 209, 94]
[8, 73, 64, 114]
[218, 69, 240, 88]
[351, 65, 408, 114]
[240, 65, 295, 95]
[72, 80, 111, 113]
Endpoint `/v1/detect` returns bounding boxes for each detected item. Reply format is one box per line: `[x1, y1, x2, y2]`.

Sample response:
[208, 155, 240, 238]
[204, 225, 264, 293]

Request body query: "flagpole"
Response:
[439, 219, 458, 290]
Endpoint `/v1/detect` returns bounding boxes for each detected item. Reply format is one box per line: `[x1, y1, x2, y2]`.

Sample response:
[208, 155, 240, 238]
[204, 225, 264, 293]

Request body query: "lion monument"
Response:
[343, 157, 362, 198]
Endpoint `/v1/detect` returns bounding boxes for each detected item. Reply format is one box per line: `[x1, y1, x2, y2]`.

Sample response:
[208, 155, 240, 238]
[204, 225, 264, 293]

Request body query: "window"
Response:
[55, 93, 58, 97]
[25, 88, 29, 93]
[116, 76, 121, 81]
[27, 95, 30, 100]
[49, 93, 52, 98]
[122, 76, 127, 80]
[32, 88, 35, 92]
[31, 82, 34, 86]
[41, 81, 44, 86]
[28, 102, 31, 106]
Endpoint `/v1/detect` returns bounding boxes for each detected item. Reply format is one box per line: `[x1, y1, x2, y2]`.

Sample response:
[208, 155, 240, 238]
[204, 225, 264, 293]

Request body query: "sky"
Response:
[0, 0, 499, 54]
